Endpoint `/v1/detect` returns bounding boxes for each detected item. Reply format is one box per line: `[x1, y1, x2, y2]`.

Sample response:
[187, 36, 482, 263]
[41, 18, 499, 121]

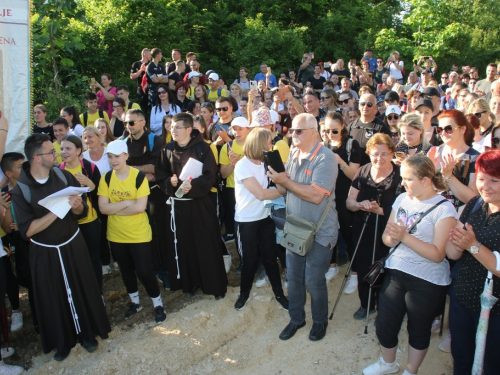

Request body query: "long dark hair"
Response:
[325, 111, 349, 143]
[154, 84, 175, 105]
[62, 106, 81, 129]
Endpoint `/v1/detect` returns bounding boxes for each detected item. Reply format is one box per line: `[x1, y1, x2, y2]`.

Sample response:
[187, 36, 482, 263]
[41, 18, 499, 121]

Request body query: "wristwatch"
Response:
[470, 242, 481, 255]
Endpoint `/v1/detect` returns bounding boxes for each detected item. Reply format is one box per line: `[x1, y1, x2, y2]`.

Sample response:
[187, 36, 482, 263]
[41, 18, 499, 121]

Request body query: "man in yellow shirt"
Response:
[207, 72, 229, 102]
[79, 93, 110, 127]
[116, 85, 141, 111]
[52, 118, 70, 165]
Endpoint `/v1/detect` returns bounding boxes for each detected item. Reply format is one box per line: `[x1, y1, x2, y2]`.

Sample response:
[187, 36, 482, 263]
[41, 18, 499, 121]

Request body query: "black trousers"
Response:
[110, 242, 160, 299]
[236, 217, 284, 297]
[80, 219, 103, 292]
[222, 187, 236, 235]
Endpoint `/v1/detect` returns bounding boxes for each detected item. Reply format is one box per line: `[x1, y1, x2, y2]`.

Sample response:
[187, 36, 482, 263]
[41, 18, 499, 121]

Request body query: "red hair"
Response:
[476, 150, 500, 179]
[437, 109, 475, 146]
[465, 114, 480, 130]
[175, 81, 189, 92]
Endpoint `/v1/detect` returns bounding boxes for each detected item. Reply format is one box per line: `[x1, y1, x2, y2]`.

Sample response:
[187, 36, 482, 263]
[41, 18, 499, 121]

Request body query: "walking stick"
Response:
[329, 212, 371, 320]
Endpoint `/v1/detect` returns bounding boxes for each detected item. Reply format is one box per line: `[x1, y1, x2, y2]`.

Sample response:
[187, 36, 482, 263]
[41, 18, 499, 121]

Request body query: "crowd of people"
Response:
[0, 46, 498, 375]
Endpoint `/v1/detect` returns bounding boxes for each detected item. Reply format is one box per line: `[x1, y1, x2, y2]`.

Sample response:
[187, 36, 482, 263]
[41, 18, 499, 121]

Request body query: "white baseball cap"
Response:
[231, 117, 250, 128]
[385, 105, 402, 116]
[208, 72, 219, 81]
[106, 140, 128, 155]
[188, 71, 201, 79]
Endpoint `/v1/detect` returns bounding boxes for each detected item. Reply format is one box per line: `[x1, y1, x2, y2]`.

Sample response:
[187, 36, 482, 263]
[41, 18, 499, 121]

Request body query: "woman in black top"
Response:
[323, 112, 361, 283]
[175, 81, 192, 112]
[394, 113, 432, 165]
[445, 150, 500, 375]
[347, 134, 403, 320]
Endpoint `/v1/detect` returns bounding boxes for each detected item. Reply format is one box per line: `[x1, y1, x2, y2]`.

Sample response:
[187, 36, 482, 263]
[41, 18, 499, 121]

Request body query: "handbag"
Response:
[280, 192, 335, 256]
[364, 198, 448, 287]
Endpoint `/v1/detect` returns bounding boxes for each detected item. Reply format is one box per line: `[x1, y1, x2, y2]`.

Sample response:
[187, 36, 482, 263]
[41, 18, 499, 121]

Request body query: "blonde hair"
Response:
[397, 113, 429, 150]
[468, 98, 496, 125]
[402, 154, 447, 191]
[94, 118, 116, 144]
[82, 126, 105, 146]
[366, 133, 396, 155]
[230, 83, 243, 97]
[243, 128, 272, 160]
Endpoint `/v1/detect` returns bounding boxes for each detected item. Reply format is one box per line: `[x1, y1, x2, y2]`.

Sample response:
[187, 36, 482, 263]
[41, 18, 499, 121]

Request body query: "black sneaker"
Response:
[275, 295, 289, 311]
[223, 233, 235, 243]
[54, 347, 71, 361]
[125, 302, 142, 319]
[154, 306, 167, 323]
[81, 338, 98, 353]
[234, 294, 249, 310]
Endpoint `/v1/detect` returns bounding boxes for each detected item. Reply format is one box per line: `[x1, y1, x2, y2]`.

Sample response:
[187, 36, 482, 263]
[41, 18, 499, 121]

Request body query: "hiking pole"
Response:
[365, 193, 382, 334]
[329, 212, 371, 320]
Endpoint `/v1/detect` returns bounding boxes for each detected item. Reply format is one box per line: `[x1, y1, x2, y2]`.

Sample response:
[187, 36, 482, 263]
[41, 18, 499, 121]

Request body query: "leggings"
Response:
[110, 242, 160, 298]
[222, 187, 236, 235]
[376, 269, 447, 350]
[80, 219, 103, 292]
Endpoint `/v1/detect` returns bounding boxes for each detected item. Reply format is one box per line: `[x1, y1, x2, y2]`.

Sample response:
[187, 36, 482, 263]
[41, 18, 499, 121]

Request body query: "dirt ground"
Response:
[5, 243, 453, 374]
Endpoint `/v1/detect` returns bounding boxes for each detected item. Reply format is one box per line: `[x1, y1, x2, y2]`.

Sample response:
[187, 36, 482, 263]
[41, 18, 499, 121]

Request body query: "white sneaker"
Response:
[0, 347, 14, 359]
[102, 265, 112, 275]
[438, 330, 451, 353]
[113, 262, 120, 271]
[254, 270, 269, 288]
[363, 357, 399, 375]
[402, 370, 416, 375]
[223, 254, 232, 274]
[0, 360, 24, 375]
[10, 312, 23, 332]
[325, 267, 339, 282]
[344, 275, 358, 294]
[431, 318, 441, 333]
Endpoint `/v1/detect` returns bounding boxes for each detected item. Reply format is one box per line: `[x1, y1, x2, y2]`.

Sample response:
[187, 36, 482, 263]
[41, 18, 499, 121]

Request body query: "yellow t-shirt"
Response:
[219, 140, 244, 188]
[127, 102, 141, 110]
[64, 164, 98, 224]
[53, 141, 63, 164]
[165, 133, 172, 144]
[97, 167, 151, 243]
[207, 87, 229, 102]
[79, 111, 110, 127]
[273, 139, 290, 164]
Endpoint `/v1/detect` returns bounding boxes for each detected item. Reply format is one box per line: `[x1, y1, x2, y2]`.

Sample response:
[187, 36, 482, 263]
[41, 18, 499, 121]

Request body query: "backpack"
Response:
[17, 168, 68, 203]
[119, 132, 156, 153]
[83, 109, 104, 127]
[103, 169, 146, 190]
[127, 102, 134, 110]
[59, 159, 96, 177]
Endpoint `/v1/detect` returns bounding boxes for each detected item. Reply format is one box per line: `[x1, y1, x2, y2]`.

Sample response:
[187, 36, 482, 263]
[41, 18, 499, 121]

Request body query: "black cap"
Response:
[422, 87, 440, 97]
[415, 98, 434, 112]
[384, 90, 400, 102]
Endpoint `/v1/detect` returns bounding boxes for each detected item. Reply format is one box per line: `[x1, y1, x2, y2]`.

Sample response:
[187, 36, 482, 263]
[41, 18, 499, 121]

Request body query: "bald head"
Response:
[491, 80, 500, 96]
[291, 113, 319, 150]
[359, 93, 377, 122]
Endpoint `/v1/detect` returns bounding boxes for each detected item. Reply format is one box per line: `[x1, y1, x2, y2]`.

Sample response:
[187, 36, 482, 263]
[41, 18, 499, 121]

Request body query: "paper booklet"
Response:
[38, 186, 91, 219]
[178, 157, 203, 181]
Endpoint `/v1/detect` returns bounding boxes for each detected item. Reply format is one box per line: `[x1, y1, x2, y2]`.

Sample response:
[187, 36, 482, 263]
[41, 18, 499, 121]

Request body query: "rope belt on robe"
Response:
[167, 197, 192, 279]
[31, 229, 81, 334]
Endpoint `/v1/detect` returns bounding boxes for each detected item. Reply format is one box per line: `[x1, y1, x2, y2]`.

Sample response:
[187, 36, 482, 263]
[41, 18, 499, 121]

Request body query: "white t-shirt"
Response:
[83, 148, 111, 174]
[234, 156, 270, 222]
[389, 61, 404, 80]
[472, 133, 491, 153]
[69, 124, 85, 138]
[385, 193, 458, 285]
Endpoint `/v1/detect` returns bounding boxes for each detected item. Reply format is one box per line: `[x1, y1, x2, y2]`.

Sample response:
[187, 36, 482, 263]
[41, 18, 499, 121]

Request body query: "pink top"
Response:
[97, 86, 117, 118]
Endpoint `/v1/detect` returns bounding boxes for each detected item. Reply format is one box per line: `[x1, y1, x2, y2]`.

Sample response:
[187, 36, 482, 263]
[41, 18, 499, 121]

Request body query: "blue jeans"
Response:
[449, 293, 500, 375]
[287, 241, 332, 324]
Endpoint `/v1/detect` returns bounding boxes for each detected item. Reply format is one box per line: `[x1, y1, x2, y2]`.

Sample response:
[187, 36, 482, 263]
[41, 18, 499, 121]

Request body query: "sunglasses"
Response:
[473, 111, 487, 118]
[215, 107, 229, 112]
[359, 102, 374, 107]
[126, 120, 143, 126]
[377, 60, 383, 63]
[324, 129, 339, 134]
[158, 90, 167, 94]
[436, 125, 460, 135]
[492, 137, 500, 147]
[441, 76, 448, 79]
[321, 96, 331, 100]
[339, 98, 350, 105]
[289, 128, 312, 135]
[470, 81, 476, 84]
[387, 114, 400, 120]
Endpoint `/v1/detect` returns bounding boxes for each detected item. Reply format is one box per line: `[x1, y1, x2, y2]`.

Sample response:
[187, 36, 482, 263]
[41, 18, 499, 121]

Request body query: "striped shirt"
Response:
[385, 193, 458, 285]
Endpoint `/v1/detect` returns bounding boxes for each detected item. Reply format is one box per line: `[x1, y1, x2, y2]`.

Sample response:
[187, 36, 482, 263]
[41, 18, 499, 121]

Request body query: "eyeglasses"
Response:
[473, 111, 487, 118]
[492, 137, 500, 147]
[377, 60, 383, 63]
[321, 96, 331, 100]
[470, 81, 477, 85]
[325, 129, 339, 134]
[359, 102, 374, 107]
[37, 149, 57, 156]
[215, 107, 229, 112]
[369, 152, 391, 159]
[387, 114, 400, 120]
[172, 126, 191, 131]
[436, 125, 460, 134]
[126, 120, 143, 126]
[339, 99, 350, 105]
[158, 90, 167, 94]
[289, 128, 313, 135]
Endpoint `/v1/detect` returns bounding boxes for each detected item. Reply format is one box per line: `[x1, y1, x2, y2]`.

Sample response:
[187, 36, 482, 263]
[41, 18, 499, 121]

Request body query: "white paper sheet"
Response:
[38, 187, 91, 219]
[178, 157, 203, 180]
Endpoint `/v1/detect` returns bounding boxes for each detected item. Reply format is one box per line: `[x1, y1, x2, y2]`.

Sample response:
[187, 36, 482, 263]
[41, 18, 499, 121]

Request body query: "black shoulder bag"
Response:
[364, 198, 448, 287]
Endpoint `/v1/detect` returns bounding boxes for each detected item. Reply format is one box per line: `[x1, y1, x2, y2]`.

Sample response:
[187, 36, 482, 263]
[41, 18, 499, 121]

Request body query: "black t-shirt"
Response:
[33, 124, 55, 142]
[146, 62, 167, 93]
[331, 69, 351, 80]
[347, 118, 391, 165]
[167, 63, 191, 78]
[131, 60, 146, 90]
[168, 71, 183, 86]
[125, 131, 164, 170]
[452, 196, 500, 314]
[308, 75, 326, 90]
[113, 118, 125, 138]
[176, 98, 192, 112]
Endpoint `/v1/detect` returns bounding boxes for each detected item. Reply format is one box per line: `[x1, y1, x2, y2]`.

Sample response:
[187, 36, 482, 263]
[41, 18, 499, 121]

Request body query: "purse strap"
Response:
[385, 198, 448, 259]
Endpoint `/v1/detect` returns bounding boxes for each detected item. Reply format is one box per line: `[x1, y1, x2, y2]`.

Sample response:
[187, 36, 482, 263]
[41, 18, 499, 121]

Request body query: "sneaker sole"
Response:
[125, 305, 143, 319]
[155, 315, 167, 324]
[11, 325, 23, 332]
[235, 298, 249, 311]
[344, 286, 358, 295]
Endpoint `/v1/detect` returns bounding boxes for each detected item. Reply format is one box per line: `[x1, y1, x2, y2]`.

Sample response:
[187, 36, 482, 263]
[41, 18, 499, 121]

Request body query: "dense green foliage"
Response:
[31, 0, 500, 117]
